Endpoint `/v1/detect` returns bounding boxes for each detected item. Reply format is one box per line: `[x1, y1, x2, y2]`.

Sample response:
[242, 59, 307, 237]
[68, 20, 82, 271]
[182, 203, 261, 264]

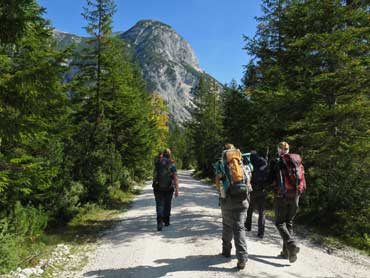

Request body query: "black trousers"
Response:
[245, 190, 266, 235]
[154, 189, 174, 224]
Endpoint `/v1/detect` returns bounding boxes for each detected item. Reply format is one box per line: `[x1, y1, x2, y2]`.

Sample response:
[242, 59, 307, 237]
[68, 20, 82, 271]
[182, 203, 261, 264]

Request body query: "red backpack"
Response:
[280, 154, 306, 193]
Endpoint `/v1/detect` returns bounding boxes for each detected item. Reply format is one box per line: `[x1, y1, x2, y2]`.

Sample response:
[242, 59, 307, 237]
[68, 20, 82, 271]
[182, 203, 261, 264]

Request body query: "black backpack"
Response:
[250, 153, 268, 191]
[156, 157, 174, 191]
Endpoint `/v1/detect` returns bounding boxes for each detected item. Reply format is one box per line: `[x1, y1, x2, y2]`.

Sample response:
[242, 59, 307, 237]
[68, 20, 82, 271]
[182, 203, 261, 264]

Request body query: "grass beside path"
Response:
[0, 185, 144, 276]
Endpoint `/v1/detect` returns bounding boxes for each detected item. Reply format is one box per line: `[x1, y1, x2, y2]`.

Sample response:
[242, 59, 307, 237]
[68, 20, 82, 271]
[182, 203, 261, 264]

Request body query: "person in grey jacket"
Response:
[215, 143, 249, 270]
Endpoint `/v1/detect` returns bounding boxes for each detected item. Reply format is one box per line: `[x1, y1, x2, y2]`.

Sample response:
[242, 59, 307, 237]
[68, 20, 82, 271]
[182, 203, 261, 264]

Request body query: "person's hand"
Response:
[175, 189, 179, 197]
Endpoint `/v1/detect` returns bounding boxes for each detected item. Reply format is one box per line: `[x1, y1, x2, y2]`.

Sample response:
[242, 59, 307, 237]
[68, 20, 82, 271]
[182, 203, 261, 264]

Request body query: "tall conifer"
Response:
[189, 77, 223, 177]
[71, 0, 162, 199]
[0, 0, 68, 211]
[243, 0, 370, 245]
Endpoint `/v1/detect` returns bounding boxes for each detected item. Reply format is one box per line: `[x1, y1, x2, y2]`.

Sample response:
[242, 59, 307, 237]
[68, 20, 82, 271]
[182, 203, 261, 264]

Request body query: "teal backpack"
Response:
[241, 153, 254, 175]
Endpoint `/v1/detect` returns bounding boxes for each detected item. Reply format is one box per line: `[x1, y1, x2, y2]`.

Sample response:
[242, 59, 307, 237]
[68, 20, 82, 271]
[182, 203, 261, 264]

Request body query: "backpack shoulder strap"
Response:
[288, 153, 302, 165]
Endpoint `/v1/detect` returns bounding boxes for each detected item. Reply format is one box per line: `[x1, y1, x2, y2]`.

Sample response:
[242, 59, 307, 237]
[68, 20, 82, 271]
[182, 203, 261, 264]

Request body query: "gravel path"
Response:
[77, 170, 370, 278]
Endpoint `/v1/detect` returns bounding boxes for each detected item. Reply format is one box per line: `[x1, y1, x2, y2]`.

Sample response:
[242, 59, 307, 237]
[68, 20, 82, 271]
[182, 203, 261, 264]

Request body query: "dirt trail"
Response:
[77, 170, 370, 278]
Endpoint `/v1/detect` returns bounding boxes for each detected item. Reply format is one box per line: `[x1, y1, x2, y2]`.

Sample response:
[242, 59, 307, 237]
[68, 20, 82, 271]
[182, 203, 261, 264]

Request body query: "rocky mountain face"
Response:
[55, 20, 221, 123]
[53, 30, 87, 50]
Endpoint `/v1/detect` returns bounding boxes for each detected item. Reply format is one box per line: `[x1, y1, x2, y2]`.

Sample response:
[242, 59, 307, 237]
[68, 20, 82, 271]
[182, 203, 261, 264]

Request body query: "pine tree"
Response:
[189, 76, 223, 177]
[243, 0, 370, 247]
[168, 124, 193, 170]
[0, 0, 71, 270]
[0, 0, 68, 211]
[242, 0, 299, 152]
[222, 81, 251, 150]
[71, 0, 162, 199]
[282, 0, 370, 234]
[70, 0, 118, 201]
[0, 0, 43, 45]
[112, 62, 161, 181]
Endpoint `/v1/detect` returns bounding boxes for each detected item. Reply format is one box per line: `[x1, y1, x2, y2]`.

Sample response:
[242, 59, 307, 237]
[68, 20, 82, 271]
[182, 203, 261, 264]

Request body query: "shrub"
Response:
[0, 203, 48, 273]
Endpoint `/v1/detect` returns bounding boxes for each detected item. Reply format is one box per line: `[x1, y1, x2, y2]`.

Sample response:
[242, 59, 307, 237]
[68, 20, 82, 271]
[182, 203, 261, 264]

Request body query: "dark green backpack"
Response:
[157, 157, 173, 191]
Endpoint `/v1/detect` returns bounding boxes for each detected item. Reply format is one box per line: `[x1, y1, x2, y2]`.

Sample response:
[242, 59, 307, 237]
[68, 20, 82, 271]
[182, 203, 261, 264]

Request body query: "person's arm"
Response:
[173, 172, 179, 197]
[170, 162, 179, 197]
[215, 175, 221, 193]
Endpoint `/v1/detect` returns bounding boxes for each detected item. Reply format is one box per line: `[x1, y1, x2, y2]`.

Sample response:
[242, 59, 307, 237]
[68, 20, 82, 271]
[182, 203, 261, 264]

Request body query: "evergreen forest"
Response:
[177, 0, 370, 255]
[0, 0, 369, 273]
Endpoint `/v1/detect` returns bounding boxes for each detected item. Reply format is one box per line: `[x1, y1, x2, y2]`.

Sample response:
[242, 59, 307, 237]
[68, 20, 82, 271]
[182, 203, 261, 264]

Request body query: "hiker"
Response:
[214, 143, 250, 270]
[245, 149, 268, 238]
[268, 141, 306, 263]
[153, 148, 179, 231]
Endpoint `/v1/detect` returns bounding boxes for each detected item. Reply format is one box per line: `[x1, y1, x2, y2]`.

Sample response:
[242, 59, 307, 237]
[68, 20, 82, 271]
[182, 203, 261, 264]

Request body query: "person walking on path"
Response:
[268, 141, 306, 263]
[152, 148, 179, 231]
[245, 149, 268, 238]
[214, 143, 250, 270]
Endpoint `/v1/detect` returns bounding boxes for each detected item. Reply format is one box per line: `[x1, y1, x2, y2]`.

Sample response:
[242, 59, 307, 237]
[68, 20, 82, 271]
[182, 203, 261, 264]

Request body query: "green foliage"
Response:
[0, 0, 44, 45]
[0, 224, 19, 274]
[150, 93, 170, 153]
[11, 202, 48, 239]
[168, 125, 194, 169]
[0, 203, 48, 273]
[188, 76, 224, 177]
[0, 0, 71, 218]
[53, 181, 85, 224]
[70, 0, 161, 202]
[241, 0, 370, 251]
[222, 81, 251, 151]
[0, 0, 164, 273]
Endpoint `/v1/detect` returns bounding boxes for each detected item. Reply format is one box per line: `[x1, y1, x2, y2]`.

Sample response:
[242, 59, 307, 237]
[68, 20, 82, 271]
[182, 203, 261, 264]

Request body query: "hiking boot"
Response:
[237, 260, 246, 270]
[287, 245, 300, 263]
[278, 249, 288, 259]
[157, 222, 163, 231]
[257, 233, 264, 239]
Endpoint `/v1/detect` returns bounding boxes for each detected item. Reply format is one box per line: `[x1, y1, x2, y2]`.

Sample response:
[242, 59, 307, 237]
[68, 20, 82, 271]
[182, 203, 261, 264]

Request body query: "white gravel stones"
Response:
[5, 244, 71, 278]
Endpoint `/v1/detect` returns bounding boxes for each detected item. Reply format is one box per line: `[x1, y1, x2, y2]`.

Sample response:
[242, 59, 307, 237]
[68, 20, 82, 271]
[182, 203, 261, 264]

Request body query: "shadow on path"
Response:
[248, 254, 290, 267]
[82, 171, 307, 278]
[83, 254, 282, 278]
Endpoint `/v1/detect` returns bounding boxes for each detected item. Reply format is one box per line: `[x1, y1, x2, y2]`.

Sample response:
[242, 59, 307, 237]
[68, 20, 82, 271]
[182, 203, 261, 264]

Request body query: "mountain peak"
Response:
[54, 20, 221, 123]
[121, 19, 200, 71]
[133, 19, 173, 30]
[119, 19, 205, 122]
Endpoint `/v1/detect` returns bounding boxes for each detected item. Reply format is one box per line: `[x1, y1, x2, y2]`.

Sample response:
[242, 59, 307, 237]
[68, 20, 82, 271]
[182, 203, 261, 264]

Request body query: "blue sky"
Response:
[37, 0, 262, 84]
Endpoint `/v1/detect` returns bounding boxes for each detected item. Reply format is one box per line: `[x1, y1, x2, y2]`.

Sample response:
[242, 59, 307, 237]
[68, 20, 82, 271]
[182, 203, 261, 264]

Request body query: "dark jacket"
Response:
[268, 157, 281, 189]
[250, 153, 268, 192]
